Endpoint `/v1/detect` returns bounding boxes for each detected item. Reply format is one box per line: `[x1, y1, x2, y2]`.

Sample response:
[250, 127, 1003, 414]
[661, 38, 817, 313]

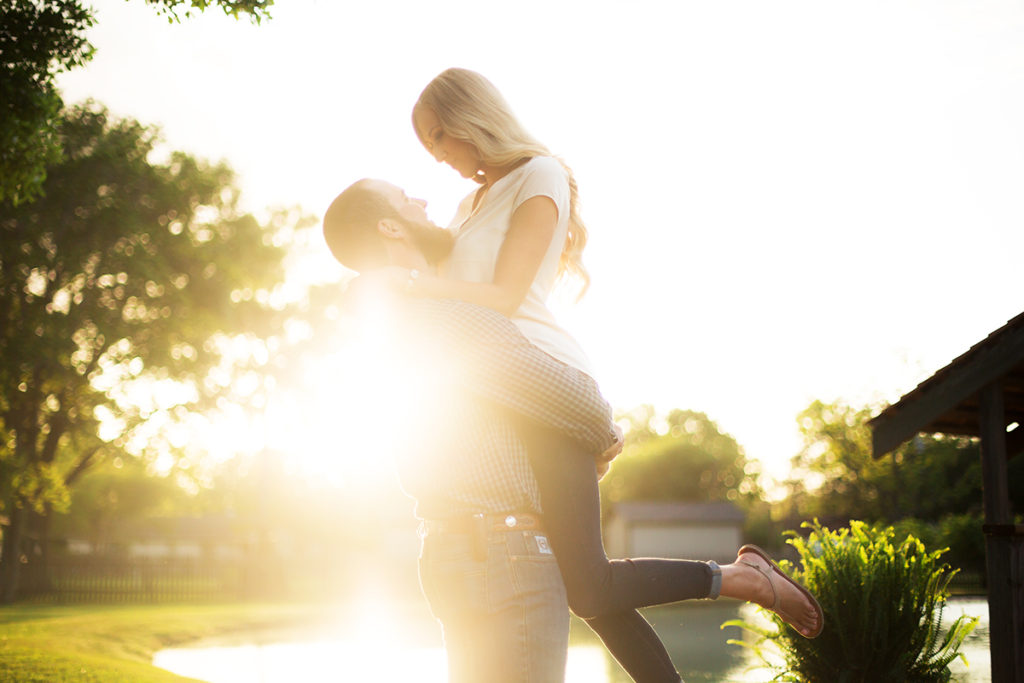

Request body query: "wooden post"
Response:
[978, 382, 1023, 683]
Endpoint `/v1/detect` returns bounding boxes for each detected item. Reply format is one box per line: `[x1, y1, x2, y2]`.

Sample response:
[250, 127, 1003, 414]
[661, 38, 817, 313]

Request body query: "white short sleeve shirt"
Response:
[443, 156, 593, 374]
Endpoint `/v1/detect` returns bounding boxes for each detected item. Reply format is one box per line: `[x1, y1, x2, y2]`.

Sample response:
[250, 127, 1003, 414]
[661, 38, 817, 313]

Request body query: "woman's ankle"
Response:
[718, 561, 769, 605]
[706, 560, 722, 599]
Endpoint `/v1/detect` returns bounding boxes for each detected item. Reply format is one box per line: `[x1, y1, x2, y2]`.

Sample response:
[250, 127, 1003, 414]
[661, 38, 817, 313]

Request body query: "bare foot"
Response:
[735, 546, 823, 638]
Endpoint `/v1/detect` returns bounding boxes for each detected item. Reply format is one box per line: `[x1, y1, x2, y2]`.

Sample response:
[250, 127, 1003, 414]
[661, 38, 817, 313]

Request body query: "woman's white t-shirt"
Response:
[443, 156, 594, 374]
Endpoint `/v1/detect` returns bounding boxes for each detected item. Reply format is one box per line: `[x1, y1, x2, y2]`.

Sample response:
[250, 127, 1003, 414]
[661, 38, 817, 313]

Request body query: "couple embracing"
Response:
[322, 68, 823, 683]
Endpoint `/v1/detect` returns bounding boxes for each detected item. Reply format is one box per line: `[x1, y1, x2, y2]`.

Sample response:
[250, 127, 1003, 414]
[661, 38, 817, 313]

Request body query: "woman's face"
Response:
[413, 106, 482, 180]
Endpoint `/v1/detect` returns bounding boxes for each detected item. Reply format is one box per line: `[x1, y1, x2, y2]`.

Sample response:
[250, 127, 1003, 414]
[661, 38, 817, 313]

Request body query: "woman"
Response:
[402, 68, 822, 682]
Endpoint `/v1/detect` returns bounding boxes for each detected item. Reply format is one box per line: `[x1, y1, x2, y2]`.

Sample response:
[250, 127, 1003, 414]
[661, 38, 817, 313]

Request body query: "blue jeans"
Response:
[419, 525, 569, 683]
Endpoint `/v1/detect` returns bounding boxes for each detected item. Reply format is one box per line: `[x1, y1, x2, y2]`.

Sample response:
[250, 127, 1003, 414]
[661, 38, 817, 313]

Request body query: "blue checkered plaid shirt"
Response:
[388, 298, 617, 520]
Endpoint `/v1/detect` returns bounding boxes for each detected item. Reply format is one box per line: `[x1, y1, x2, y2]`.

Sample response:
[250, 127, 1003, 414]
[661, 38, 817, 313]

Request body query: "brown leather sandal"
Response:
[737, 544, 824, 639]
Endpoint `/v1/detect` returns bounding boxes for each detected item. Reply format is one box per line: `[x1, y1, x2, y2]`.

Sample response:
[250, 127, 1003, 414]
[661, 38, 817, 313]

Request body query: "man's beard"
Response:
[405, 219, 455, 265]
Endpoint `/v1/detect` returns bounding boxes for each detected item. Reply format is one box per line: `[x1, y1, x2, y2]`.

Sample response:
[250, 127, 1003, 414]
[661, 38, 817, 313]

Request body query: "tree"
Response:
[1, 0, 271, 206]
[0, 103, 293, 601]
[779, 400, 988, 526]
[0, 0, 95, 205]
[779, 398, 1024, 574]
[49, 455, 199, 548]
[600, 407, 762, 506]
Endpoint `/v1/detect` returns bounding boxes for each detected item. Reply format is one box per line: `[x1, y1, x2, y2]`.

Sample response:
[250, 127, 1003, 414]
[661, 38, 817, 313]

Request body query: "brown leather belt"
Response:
[421, 512, 544, 535]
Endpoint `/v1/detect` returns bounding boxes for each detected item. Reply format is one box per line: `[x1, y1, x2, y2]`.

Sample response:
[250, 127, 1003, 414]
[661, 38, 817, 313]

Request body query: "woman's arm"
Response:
[402, 194, 559, 316]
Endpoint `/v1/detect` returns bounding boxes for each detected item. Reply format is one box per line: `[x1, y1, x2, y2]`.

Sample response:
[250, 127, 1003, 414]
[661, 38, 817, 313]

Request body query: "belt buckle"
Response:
[504, 514, 517, 529]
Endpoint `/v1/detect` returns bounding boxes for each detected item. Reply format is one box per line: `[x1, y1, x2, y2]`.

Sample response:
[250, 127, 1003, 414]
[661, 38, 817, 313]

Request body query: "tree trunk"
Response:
[0, 505, 26, 603]
[25, 506, 54, 594]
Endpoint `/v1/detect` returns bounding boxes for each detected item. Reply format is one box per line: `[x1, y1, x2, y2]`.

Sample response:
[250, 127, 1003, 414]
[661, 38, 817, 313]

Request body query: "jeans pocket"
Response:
[419, 538, 487, 621]
[509, 552, 565, 601]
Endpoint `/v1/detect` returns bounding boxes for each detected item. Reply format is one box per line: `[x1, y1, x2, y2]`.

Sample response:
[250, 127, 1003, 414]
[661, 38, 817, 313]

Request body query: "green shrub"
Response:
[889, 514, 988, 580]
[890, 517, 940, 550]
[936, 513, 987, 578]
[726, 520, 978, 682]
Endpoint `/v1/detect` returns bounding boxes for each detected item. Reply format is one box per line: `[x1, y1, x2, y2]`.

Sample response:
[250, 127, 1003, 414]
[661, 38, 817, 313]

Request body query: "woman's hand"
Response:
[594, 423, 623, 480]
[598, 423, 624, 462]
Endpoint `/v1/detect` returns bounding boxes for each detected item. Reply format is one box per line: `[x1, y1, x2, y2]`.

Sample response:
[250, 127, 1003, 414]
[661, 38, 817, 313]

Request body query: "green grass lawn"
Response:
[0, 602, 339, 682]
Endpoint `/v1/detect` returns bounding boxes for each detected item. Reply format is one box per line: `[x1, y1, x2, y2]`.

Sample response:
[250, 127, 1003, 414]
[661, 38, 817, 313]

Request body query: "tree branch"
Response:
[64, 446, 102, 488]
[40, 412, 67, 464]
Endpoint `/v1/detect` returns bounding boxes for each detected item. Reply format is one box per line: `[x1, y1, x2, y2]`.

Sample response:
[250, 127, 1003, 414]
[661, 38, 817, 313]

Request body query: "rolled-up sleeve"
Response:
[412, 299, 617, 456]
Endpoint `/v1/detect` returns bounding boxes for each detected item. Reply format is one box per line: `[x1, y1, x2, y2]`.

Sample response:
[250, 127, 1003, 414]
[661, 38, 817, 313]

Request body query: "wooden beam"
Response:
[920, 425, 1024, 459]
[978, 381, 1023, 682]
[1009, 429, 1024, 460]
[982, 535, 1024, 682]
[980, 381, 1011, 524]
[871, 328, 1024, 457]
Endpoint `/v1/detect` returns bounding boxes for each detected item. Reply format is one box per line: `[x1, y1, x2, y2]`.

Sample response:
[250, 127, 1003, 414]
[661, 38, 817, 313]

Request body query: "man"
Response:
[323, 179, 620, 682]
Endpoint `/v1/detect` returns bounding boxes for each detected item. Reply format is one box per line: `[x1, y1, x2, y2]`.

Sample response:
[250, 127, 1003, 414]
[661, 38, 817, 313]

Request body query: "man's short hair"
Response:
[322, 179, 393, 271]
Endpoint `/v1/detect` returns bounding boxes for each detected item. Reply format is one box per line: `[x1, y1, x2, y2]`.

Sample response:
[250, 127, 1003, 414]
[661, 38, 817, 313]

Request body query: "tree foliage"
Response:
[0, 0, 95, 205]
[777, 398, 1024, 575]
[779, 400, 989, 525]
[0, 103, 294, 599]
[142, 0, 274, 23]
[600, 407, 762, 506]
[51, 456, 199, 544]
[1, 0, 271, 206]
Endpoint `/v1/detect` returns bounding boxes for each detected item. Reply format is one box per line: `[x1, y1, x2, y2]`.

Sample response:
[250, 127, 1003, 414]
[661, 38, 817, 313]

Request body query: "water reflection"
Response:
[155, 642, 610, 683]
[587, 602, 755, 682]
[947, 597, 991, 683]
[154, 598, 990, 682]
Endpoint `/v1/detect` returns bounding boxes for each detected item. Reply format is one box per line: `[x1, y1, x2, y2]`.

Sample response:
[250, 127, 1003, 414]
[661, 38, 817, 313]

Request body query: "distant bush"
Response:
[727, 520, 977, 682]
[890, 513, 988, 583]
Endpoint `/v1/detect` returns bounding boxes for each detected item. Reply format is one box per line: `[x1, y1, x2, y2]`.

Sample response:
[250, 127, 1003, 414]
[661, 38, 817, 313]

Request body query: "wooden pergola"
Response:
[869, 311, 1024, 683]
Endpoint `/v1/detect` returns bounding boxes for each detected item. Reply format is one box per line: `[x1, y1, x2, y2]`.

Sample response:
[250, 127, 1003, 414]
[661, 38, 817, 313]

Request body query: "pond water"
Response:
[153, 597, 990, 682]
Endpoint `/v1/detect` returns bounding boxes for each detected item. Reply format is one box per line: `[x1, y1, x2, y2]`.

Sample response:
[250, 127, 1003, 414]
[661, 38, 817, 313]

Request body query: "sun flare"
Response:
[261, 300, 441, 491]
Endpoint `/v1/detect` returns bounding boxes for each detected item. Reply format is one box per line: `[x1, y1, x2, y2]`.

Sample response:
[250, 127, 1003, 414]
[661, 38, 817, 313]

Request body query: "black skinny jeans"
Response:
[519, 425, 718, 683]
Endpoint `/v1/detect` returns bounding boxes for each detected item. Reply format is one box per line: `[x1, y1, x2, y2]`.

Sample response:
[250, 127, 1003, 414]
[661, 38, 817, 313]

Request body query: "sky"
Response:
[57, 0, 1024, 487]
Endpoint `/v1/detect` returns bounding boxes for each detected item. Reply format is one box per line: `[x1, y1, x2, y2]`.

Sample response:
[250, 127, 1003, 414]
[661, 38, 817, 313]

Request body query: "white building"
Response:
[604, 501, 745, 564]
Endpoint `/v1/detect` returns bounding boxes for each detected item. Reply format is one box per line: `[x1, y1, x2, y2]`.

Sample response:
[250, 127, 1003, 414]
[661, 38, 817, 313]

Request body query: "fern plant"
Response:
[726, 520, 978, 682]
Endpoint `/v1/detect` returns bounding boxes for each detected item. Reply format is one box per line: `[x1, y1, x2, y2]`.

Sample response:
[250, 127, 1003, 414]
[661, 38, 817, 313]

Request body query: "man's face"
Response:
[363, 180, 454, 263]
[363, 179, 435, 230]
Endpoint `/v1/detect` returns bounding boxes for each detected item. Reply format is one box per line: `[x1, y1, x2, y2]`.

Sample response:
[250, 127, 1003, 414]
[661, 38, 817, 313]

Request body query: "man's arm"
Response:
[413, 299, 619, 456]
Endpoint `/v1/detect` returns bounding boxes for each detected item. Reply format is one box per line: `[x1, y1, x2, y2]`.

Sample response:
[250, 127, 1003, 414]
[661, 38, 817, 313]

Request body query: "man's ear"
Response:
[377, 217, 404, 240]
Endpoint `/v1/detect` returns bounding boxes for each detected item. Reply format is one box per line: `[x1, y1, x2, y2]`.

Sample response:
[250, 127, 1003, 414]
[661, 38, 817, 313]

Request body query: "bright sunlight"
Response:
[262, 287, 441, 492]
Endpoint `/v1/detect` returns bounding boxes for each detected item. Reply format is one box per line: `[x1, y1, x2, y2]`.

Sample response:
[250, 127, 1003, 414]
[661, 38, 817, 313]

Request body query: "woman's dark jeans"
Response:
[520, 426, 719, 683]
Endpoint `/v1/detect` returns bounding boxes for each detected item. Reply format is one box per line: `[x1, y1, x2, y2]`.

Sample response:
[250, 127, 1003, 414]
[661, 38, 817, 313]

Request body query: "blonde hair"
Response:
[414, 68, 590, 295]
